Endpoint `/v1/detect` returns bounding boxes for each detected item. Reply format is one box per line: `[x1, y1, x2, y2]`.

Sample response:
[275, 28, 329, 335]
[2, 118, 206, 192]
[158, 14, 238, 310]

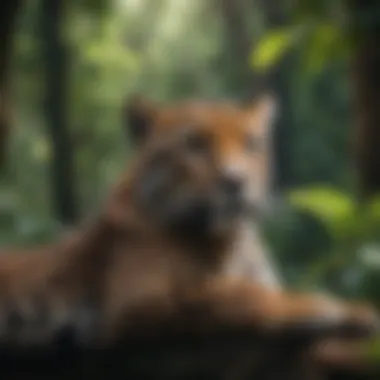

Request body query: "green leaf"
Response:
[302, 23, 346, 75]
[356, 196, 380, 240]
[367, 338, 380, 363]
[250, 27, 298, 73]
[31, 136, 50, 163]
[288, 187, 356, 240]
[363, 197, 380, 225]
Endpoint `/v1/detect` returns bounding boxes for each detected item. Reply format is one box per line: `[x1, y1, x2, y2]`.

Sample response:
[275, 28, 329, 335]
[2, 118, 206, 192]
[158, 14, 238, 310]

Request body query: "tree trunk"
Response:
[40, 0, 78, 225]
[348, 0, 380, 199]
[0, 0, 21, 173]
[259, 0, 294, 190]
[216, 0, 261, 99]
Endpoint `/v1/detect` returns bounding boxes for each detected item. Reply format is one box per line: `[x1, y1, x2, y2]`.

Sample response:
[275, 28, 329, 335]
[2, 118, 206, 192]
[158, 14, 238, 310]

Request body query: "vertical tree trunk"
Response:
[0, 0, 21, 172]
[216, 0, 260, 99]
[259, 0, 294, 190]
[348, 0, 380, 199]
[217, 0, 250, 57]
[40, 0, 78, 225]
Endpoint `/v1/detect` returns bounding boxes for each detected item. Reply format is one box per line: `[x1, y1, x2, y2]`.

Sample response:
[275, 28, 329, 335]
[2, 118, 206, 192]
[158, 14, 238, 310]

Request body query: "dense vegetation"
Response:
[1, 0, 380, 336]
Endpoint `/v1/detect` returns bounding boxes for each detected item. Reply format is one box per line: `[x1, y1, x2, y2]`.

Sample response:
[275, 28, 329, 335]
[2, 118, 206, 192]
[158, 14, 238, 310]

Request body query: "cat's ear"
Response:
[245, 94, 279, 136]
[124, 95, 157, 145]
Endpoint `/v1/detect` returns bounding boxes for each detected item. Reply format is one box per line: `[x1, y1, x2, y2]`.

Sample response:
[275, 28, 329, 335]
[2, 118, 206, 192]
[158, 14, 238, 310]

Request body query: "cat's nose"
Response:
[218, 175, 243, 200]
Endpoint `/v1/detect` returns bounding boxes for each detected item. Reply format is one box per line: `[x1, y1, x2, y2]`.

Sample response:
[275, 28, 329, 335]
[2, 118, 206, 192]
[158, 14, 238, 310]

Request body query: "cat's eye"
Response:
[244, 135, 262, 153]
[184, 133, 210, 154]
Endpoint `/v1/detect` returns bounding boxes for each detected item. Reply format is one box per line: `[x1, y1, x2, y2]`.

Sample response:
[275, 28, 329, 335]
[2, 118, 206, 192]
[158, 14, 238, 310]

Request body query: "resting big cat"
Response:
[124, 94, 380, 375]
[0, 95, 378, 353]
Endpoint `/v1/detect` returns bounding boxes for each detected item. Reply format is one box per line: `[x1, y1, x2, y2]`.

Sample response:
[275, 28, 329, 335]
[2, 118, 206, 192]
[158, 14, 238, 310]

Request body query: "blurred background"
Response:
[0, 0, 379, 308]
